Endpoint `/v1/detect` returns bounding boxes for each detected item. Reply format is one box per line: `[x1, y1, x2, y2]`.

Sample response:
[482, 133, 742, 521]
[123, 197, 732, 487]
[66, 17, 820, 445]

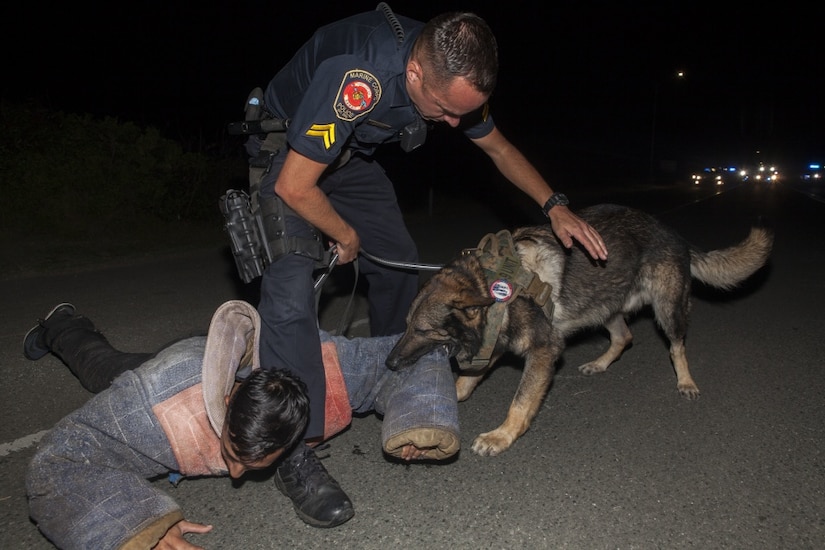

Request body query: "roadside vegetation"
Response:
[0, 100, 247, 277]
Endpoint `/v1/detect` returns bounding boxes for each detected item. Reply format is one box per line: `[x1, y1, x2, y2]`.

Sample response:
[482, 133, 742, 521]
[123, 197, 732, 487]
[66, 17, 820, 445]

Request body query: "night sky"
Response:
[4, 1, 823, 176]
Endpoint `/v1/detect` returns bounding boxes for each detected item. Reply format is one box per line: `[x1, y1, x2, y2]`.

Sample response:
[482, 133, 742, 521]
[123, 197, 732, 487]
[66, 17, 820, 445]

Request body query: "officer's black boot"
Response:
[274, 442, 354, 528]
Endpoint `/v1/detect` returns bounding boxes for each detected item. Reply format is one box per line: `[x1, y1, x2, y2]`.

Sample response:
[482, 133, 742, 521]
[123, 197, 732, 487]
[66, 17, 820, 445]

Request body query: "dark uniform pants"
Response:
[255, 147, 420, 439]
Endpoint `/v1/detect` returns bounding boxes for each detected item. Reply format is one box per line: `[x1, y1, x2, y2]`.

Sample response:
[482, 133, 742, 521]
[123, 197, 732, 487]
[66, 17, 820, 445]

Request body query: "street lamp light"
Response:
[649, 70, 686, 184]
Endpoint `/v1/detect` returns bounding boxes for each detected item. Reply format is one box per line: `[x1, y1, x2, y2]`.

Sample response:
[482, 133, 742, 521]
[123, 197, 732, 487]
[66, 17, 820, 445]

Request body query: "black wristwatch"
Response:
[542, 193, 569, 217]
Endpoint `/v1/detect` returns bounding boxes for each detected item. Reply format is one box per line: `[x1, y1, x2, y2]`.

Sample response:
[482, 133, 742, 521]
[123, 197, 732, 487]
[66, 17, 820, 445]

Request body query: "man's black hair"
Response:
[226, 368, 309, 463]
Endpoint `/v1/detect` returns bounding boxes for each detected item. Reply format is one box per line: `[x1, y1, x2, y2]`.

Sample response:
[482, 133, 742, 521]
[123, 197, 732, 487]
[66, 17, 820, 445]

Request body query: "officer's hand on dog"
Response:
[549, 206, 608, 261]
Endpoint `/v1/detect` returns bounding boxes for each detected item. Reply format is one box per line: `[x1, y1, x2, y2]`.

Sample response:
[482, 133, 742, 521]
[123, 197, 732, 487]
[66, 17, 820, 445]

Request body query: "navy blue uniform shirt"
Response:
[263, 9, 495, 164]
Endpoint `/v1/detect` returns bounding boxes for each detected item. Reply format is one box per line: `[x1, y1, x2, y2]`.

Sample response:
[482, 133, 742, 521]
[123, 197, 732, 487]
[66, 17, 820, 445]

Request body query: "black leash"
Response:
[314, 248, 444, 336]
[359, 249, 443, 272]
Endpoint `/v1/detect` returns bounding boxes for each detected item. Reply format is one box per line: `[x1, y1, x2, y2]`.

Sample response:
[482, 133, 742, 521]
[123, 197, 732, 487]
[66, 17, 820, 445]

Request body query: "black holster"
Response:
[220, 187, 325, 284]
[221, 88, 324, 283]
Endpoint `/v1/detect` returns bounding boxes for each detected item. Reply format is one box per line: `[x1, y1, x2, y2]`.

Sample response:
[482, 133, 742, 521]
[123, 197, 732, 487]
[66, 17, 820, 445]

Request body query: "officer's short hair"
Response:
[414, 12, 498, 95]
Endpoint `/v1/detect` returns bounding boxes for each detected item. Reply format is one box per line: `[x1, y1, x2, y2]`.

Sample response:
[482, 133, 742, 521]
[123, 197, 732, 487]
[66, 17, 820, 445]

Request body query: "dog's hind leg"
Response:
[577, 315, 633, 375]
[652, 287, 700, 399]
[668, 338, 699, 399]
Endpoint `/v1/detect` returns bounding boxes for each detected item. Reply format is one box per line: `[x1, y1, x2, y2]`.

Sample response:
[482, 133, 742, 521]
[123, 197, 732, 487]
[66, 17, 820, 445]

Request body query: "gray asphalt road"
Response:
[2, 181, 823, 549]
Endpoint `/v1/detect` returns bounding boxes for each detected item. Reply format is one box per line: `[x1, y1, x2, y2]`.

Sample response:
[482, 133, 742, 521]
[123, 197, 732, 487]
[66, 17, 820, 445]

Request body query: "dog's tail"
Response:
[689, 225, 774, 290]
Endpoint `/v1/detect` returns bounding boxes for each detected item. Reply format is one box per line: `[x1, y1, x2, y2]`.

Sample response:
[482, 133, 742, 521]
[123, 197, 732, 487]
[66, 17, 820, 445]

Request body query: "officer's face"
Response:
[407, 62, 488, 127]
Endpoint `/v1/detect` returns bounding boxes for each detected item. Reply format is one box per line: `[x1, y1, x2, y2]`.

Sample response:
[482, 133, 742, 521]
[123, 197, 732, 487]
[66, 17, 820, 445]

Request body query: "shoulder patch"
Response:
[334, 69, 382, 122]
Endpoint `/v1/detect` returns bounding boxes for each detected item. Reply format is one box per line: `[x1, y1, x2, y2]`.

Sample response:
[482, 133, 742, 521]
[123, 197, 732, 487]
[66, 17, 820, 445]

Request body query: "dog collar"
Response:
[470, 230, 554, 313]
[459, 230, 555, 369]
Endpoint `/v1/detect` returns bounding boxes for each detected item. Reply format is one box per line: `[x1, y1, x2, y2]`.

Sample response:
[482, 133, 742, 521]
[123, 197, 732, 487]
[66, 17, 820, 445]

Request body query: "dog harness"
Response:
[460, 230, 554, 369]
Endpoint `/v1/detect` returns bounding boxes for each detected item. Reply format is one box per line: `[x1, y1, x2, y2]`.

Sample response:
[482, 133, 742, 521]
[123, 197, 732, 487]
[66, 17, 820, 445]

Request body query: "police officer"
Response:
[244, 5, 609, 527]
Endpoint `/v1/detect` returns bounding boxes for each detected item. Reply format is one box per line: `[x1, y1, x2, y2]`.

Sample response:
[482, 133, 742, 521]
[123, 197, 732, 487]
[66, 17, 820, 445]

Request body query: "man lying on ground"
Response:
[23, 300, 459, 549]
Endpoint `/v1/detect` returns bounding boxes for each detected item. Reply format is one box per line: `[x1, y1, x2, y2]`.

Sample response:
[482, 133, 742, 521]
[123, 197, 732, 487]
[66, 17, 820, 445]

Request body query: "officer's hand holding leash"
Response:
[329, 228, 360, 265]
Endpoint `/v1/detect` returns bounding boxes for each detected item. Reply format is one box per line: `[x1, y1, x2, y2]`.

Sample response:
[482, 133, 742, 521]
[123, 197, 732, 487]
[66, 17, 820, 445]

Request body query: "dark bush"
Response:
[0, 100, 245, 238]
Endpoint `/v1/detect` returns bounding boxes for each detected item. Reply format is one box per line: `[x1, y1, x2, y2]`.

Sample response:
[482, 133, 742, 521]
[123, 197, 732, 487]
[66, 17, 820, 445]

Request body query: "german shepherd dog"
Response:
[386, 204, 773, 456]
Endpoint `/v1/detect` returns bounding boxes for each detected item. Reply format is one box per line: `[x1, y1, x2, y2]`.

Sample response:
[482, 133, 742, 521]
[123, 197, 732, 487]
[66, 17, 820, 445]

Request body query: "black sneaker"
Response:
[274, 443, 354, 528]
[23, 303, 76, 360]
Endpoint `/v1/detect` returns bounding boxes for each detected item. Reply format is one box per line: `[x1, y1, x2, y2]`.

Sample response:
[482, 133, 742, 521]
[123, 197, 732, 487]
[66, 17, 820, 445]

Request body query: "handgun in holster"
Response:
[220, 88, 326, 284]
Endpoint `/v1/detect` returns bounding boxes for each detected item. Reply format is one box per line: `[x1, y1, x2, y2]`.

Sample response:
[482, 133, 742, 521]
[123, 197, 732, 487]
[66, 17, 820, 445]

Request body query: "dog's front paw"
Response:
[678, 382, 700, 400]
[577, 361, 609, 375]
[455, 374, 483, 401]
[471, 429, 515, 456]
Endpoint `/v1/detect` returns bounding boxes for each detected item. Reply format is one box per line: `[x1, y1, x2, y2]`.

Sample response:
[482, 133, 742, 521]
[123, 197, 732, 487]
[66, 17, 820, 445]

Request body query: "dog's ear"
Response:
[453, 289, 495, 310]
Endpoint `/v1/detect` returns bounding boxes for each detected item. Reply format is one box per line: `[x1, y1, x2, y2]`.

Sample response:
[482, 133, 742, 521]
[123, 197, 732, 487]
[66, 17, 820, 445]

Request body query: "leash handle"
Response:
[313, 247, 339, 291]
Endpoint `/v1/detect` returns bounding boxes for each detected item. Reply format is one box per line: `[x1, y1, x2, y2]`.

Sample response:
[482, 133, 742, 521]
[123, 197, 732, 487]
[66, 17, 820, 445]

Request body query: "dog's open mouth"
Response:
[442, 342, 459, 359]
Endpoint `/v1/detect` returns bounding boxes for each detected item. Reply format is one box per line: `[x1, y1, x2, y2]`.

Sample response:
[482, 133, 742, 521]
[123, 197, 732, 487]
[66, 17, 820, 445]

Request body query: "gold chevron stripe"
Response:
[306, 123, 336, 149]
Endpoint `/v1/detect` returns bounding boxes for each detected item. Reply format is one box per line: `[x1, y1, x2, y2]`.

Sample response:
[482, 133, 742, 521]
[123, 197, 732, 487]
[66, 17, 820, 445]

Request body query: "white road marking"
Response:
[0, 430, 50, 456]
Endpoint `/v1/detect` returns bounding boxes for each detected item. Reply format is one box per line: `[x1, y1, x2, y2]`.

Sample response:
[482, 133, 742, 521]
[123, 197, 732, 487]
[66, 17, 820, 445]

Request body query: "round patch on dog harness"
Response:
[489, 279, 514, 302]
